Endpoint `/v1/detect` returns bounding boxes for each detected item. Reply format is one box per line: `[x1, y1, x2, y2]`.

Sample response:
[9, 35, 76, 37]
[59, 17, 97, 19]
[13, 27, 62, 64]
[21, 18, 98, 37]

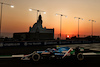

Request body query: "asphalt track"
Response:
[0, 43, 100, 67]
[0, 55, 100, 67]
[0, 43, 100, 55]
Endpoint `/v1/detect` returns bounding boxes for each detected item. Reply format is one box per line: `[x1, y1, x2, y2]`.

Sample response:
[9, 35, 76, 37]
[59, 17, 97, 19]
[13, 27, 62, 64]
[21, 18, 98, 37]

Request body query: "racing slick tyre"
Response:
[77, 53, 84, 61]
[32, 53, 41, 61]
[33, 51, 37, 54]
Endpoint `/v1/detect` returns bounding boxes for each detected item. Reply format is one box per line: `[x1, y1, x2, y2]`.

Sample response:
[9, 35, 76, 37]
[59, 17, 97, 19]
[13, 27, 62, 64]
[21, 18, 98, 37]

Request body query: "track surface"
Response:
[0, 43, 100, 67]
[0, 43, 100, 55]
[0, 55, 100, 67]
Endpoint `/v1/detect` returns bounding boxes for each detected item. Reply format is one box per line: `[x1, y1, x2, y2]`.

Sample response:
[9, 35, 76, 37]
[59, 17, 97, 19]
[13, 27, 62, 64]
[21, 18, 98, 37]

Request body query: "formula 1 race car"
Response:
[21, 46, 84, 61]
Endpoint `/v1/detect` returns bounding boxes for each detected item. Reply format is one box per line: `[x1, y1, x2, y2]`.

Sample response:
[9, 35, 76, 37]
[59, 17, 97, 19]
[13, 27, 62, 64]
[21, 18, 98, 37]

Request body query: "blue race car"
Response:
[21, 47, 84, 61]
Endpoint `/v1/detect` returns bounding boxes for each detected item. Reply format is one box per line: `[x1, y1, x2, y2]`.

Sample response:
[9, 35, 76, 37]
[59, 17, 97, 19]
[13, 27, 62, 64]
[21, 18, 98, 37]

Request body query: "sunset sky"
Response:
[0, 0, 100, 38]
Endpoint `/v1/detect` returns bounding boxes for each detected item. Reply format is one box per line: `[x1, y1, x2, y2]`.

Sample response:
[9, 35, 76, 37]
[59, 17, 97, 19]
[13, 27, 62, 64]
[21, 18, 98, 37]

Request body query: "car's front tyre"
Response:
[77, 53, 84, 61]
[32, 53, 41, 61]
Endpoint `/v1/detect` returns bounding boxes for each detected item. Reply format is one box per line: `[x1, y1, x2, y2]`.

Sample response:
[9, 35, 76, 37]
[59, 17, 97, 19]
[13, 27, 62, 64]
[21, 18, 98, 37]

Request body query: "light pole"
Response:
[0, 2, 14, 37]
[74, 17, 83, 38]
[56, 13, 67, 39]
[89, 20, 96, 37]
[29, 8, 46, 20]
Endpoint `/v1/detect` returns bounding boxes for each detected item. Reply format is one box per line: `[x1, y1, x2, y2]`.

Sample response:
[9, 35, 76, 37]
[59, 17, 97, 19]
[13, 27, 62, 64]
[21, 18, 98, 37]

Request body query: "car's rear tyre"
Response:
[77, 53, 84, 61]
[32, 53, 40, 61]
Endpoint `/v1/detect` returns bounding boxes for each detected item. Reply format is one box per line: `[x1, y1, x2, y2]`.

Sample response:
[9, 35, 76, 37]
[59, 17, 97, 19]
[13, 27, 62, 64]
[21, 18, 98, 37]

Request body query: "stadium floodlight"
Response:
[89, 20, 96, 36]
[56, 13, 67, 39]
[29, 8, 32, 11]
[29, 8, 46, 20]
[43, 12, 46, 14]
[10, 5, 14, 8]
[74, 17, 83, 38]
[0, 2, 14, 37]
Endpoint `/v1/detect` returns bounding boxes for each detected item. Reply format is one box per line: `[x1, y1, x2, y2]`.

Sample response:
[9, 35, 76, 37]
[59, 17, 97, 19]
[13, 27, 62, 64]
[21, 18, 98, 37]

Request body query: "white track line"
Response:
[83, 53, 100, 55]
[12, 55, 24, 57]
[0, 54, 24, 58]
[0, 56, 12, 58]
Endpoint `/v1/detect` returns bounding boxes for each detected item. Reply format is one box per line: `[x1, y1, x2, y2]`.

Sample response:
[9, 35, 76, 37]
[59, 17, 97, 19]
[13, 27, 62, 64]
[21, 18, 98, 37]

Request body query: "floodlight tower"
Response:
[74, 17, 83, 38]
[0, 2, 14, 37]
[29, 8, 46, 20]
[56, 13, 67, 39]
[89, 20, 96, 36]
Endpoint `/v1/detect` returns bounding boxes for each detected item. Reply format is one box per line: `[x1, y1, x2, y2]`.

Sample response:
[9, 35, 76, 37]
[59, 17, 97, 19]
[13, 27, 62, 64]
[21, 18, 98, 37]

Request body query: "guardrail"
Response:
[0, 40, 100, 47]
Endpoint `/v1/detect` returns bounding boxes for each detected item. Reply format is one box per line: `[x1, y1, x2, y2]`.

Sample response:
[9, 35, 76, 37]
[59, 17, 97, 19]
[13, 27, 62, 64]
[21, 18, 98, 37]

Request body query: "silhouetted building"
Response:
[13, 15, 54, 41]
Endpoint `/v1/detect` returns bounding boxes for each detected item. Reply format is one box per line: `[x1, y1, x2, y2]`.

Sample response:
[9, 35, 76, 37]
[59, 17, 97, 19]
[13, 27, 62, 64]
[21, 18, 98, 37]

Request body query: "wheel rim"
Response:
[77, 53, 84, 61]
[32, 53, 40, 61]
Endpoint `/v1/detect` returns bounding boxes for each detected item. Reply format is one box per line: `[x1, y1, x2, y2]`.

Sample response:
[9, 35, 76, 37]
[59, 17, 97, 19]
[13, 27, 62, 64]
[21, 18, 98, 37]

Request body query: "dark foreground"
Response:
[0, 43, 100, 67]
[0, 55, 100, 67]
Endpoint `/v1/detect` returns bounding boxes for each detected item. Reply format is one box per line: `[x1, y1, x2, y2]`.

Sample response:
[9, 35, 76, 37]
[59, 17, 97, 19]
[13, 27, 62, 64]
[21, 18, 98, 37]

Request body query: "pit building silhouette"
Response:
[13, 15, 54, 41]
